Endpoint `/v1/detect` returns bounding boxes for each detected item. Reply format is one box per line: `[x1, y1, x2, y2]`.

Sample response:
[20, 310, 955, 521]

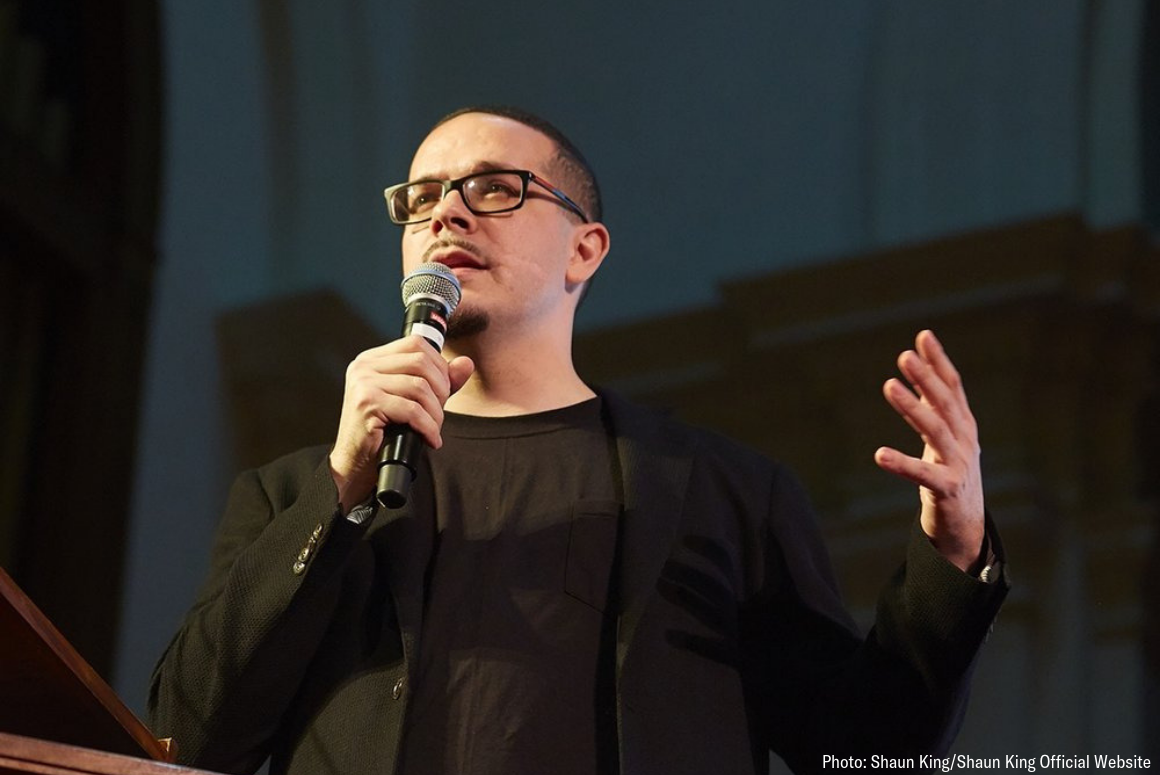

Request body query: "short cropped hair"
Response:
[432, 105, 603, 223]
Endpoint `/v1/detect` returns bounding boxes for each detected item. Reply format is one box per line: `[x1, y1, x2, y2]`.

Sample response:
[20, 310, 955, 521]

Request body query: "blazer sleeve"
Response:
[745, 465, 1009, 773]
[147, 447, 373, 774]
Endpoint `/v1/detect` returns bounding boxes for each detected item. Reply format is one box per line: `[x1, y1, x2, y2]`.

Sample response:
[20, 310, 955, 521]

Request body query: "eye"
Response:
[468, 173, 521, 201]
[406, 183, 443, 213]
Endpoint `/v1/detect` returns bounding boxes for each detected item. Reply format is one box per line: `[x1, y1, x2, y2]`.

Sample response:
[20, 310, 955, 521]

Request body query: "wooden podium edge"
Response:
[0, 732, 209, 775]
[0, 567, 171, 763]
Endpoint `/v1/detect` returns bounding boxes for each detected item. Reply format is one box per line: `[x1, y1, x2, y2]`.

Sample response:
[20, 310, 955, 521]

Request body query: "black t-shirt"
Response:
[397, 397, 623, 775]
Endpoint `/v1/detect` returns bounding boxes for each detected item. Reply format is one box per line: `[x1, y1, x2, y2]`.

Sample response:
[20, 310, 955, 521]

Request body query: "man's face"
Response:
[400, 113, 587, 337]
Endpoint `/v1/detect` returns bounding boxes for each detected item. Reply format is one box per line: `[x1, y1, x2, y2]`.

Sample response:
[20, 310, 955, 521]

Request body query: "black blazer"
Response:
[149, 391, 1007, 775]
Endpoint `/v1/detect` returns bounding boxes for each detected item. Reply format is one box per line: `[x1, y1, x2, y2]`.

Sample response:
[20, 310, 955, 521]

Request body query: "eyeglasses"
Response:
[384, 169, 589, 225]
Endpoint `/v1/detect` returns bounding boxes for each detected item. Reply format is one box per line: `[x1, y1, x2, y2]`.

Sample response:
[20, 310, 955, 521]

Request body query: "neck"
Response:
[443, 318, 593, 417]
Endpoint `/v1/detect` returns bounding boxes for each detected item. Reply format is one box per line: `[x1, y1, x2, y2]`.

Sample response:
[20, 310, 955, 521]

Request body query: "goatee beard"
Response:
[447, 308, 489, 340]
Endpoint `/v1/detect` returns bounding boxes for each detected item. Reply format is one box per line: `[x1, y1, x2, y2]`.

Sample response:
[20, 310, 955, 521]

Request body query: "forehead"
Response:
[409, 113, 558, 179]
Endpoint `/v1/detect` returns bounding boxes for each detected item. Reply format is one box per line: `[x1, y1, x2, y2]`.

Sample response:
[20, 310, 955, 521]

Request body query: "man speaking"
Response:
[149, 106, 1007, 775]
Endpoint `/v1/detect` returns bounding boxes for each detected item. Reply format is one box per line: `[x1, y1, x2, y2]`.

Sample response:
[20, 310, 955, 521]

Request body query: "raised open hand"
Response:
[874, 330, 985, 572]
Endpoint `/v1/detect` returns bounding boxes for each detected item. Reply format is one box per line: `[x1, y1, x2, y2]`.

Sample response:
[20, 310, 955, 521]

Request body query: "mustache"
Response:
[422, 237, 486, 264]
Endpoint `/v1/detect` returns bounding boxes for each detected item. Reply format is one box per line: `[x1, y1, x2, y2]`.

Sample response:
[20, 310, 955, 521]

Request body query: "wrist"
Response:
[328, 453, 372, 515]
[924, 523, 986, 573]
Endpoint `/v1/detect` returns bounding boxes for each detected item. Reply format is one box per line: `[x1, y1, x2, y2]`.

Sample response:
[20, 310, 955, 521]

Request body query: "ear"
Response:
[565, 222, 611, 287]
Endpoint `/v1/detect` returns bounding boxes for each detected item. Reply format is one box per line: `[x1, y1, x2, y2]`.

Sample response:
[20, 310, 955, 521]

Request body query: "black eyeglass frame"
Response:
[384, 169, 590, 225]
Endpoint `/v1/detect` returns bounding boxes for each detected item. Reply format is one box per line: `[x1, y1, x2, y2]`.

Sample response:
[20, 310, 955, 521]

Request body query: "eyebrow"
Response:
[411, 160, 518, 181]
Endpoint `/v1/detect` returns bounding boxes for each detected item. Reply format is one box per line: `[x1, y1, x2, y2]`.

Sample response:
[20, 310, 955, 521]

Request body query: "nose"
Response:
[429, 188, 476, 236]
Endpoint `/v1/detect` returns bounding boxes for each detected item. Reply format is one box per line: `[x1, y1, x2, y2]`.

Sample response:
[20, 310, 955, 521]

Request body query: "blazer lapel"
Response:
[371, 477, 435, 682]
[601, 391, 697, 673]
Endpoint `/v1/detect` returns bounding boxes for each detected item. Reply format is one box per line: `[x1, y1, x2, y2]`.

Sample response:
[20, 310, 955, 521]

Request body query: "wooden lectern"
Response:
[0, 566, 220, 774]
[0, 732, 212, 775]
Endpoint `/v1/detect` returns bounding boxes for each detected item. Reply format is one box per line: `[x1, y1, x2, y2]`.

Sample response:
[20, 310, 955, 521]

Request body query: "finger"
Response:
[359, 334, 441, 362]
[896, 349, 962, 428]
[363, 334, 450, 374]
[349, 346, 447, 413]
[901, 342, 979, 447]
[915, 330, 970, 410]
[448, 356, 475, 395]
[345, 371, 444, 448]
[882, 378, 956, 456]
[351, 345, 452, 403]
[874, 446, 944, 492]
[373, 373, 448, 445]
[374, 393, 445, 449]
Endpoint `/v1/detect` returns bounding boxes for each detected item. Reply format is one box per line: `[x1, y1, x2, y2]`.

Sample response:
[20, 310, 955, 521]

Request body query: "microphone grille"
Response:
[400, 263, 462, 315]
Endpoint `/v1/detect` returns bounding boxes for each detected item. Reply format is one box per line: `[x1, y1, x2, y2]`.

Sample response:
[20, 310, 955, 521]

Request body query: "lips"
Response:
[428, 250, 484, 271]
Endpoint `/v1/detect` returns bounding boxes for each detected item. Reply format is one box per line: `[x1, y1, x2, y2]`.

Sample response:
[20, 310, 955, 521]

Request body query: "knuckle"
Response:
[394, 399, 424, 425]
[350, 384, 377, 412]
[350, 397, 373, 420]
[406, 351, 429, 371]
[396, 334, 423, 350]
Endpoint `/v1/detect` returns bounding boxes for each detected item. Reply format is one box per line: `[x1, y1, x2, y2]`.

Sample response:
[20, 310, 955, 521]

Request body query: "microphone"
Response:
[376, 263, 462, 509]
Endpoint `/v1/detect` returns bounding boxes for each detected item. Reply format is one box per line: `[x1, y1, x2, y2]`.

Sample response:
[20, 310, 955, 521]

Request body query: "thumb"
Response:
[448, 356, 475, 395]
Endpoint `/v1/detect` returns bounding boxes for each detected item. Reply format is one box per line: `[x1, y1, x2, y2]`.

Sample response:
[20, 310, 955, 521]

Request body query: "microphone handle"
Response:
[376, 298, 449, 509]
[376, 429, 423, 509]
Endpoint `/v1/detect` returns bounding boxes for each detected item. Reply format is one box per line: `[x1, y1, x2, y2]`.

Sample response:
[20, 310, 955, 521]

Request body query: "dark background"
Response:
[2, 0, 1157, 771]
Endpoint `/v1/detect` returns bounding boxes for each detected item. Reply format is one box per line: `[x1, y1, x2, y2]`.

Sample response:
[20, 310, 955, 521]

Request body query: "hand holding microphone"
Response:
[328, 264, 471, 513]
[377, 264, 463, 507]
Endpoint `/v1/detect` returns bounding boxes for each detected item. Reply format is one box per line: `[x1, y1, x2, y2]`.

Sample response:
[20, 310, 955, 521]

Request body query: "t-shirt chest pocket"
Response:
[563, 500, 622, 613]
